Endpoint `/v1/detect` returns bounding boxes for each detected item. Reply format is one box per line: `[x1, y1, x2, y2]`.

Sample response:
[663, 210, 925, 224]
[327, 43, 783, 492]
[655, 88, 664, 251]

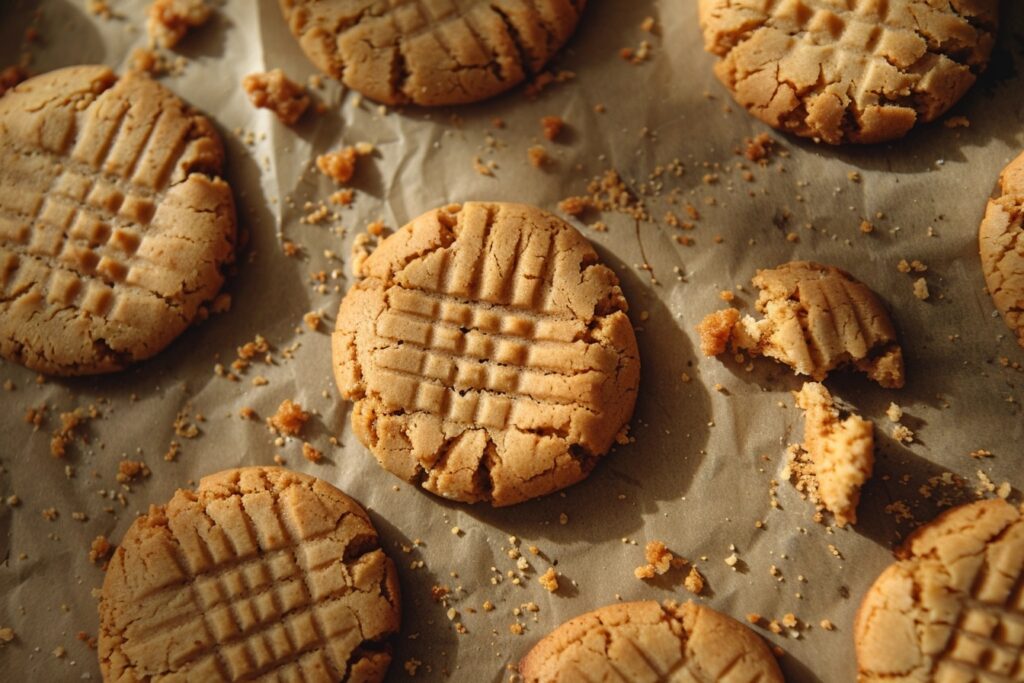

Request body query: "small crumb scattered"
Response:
[243, 69, 310, 125]
[267, 399, 310, 437]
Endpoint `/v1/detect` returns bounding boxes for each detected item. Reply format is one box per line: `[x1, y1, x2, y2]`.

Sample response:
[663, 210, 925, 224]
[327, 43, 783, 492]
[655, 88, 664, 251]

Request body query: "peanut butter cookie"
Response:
[698, 0, 998, 144]
[855, 499, 1024, 681]
[333, 202, 640, 506]
[0, 65, 235, 375]
[98, 467, 401, 682]
[279, 0, 586, 106]
[519, 600, 784, 682]
[698, 261, 904, 388]
[980, 150, 1024, 349]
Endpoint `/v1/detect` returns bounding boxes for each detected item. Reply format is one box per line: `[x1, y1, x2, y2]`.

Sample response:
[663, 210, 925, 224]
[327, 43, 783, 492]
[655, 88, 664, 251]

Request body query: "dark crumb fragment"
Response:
[540, 115, 564, 141]
[89, 535, 113, 565]
[744, 133, 776, 162]
[0, 65, 27, 96]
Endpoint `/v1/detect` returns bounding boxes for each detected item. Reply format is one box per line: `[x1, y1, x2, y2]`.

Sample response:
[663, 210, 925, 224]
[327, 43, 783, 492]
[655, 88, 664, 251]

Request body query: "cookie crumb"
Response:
[912, 277, 930, 301]
[540, 115, 564, 141]
[89, 535, 113, 565]
[683, 566, 704, 594]
[820, 619, 835, 631]
[538, 567, 559, 593]
[267, 400, 310, 437]
[147, 0, 211, 49]
[527, 145, 549, 168]
[744, 133, 775, 162]
[697, 308, 740, 356]
[0, 627, 14, 644]
[316, 144, 373, 184]
[243, 69, 310, 125]
[116, 460, 151, 484]
[301, 442, 323, 463]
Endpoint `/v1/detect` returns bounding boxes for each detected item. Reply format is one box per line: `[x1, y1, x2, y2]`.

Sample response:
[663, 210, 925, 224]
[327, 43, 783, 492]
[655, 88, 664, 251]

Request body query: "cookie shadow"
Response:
[5, 0, 106, 70]
[451, 244, 712, 545]
[369, 514, 461, 682]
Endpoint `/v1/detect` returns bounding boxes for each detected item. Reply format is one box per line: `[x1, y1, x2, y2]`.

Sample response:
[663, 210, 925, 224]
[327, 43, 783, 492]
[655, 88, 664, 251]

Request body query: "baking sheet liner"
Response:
[1, 0, 1023, 680]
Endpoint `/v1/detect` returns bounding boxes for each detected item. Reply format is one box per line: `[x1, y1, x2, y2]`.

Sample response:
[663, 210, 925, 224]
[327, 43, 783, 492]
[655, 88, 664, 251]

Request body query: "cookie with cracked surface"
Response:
[0, 65, 236, 375]
[519, 600, 784, 682]
[332, 202, 640, 507]
[855, 498, 1024, 681]
[698, 0, 998, 144]
[698, 261, 904, 388]
[279, 0, 586, 106]
[980, 150, 1024, 349]
[98, 467, 401, 683]
[794, 381, 873, 527]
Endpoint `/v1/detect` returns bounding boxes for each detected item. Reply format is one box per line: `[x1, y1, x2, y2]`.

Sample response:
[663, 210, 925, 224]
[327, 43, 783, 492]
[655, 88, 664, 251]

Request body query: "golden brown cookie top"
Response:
[979, 150, 1024, 349]
[280, 0, 586, 106]
[698, 0, 998, 144]
[98, 467, 401, 683]
[0, 65, 235, 375]
[855, 499, 1024, 681]
[519, 600, 784, 682]
[333, 202, 640, 506]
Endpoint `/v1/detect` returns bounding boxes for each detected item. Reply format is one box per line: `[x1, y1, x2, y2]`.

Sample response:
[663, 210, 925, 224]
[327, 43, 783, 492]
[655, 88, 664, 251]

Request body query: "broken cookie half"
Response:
[698, 261, 904, 388]
[788, 382, 874, 528]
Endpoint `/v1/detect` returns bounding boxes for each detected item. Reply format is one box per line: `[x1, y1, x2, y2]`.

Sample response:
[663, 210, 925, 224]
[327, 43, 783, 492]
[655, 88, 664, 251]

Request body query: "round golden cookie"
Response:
[855, 499, 1024, 681]
[98, 467, 401, 683]
[0, 65, 236, 375]
[332, 202, 640, 507]
[279, 0, 586, 106]
[519, 600, 785, 682]
[980, 150, 1024, 349]
[698, 0, 998, 144]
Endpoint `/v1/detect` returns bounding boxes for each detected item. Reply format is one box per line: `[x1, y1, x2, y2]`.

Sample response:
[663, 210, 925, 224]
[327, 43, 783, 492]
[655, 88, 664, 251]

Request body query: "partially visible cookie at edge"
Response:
[332, 201, 640, 507]
[519, 600, 784, 682]
[698, 0, 998, 144]
[0, 65, 236, 375]
[98, 466, 401, 682]
[698, 261, 904, 388]
[855, 498, 1024, 681]
[979, 149, 1024, 349]
[279, 0, 587, 106]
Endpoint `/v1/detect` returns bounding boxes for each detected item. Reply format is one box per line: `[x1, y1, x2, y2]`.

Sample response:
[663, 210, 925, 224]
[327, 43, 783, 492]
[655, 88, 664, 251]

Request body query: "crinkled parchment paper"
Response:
[1, 1, 1023, 680]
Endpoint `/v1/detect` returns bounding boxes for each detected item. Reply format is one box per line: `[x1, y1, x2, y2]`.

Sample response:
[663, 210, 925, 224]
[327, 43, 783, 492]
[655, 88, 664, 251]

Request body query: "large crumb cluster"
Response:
[147, 0, 211, 48]
[316, 143, 374, 184]
[242, 69, 310, 125]
[266, 399, 310, 437]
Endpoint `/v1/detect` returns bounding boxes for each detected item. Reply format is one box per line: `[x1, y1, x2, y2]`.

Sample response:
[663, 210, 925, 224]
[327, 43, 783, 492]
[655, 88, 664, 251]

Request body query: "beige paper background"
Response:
[1, 0, 1023, 680]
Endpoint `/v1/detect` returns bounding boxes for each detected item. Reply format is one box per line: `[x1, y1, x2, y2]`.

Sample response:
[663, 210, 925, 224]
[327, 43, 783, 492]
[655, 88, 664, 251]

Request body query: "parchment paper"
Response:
[1, 1, 1023, 680]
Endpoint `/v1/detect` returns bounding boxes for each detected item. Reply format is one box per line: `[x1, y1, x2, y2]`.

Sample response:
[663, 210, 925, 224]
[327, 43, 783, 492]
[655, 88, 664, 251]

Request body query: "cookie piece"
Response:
[979, 150, 1024, 349]
[279, 0, 586, 106]
[98, 467, 401, 682]
[333, 202, 639, 506]
[794, 382, 873, 527]
[698, 0, 998, 144]
[698, 261, 904, 388]
[0, 65, 235, 375]
[242, 69, 310, 125]
[519, 600, 784, 682]
[855, 499, 1024, 681]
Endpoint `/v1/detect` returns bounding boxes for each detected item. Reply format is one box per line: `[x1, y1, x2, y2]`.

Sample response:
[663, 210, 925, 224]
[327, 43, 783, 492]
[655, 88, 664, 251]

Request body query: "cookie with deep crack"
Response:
[98, 467, 401, 682]
[698, 261, 904, 388]
[855, 498, 1024, 681]
[792, 381, 874, 528]
[698, 0, 998, 144]
[980, 150, 1024, 349]
[519, 600, 784, 682]
[279, 0, 586, 106]
[0, 65, 236, 375]
[332, 202, 640, 506]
